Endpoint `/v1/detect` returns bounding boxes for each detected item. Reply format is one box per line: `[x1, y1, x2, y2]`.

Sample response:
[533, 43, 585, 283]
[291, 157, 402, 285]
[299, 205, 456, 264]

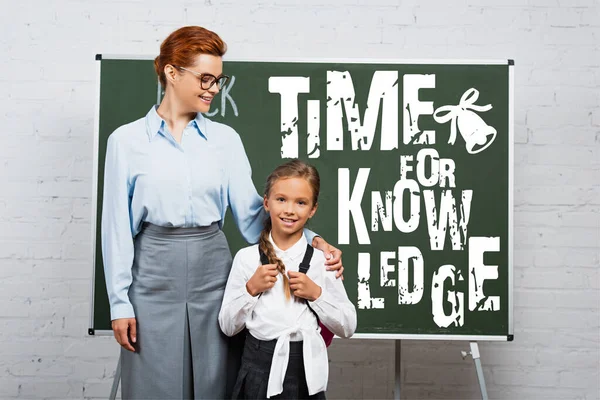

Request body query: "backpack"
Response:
[259, 245, 335, 347]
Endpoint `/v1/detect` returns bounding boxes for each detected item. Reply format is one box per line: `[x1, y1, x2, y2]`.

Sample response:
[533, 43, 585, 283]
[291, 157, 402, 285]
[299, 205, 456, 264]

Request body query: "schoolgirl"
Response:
[219, 159, 357, 399]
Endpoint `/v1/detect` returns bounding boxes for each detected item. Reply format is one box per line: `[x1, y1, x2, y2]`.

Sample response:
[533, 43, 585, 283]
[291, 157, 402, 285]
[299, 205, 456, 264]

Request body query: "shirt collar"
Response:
[269, 233, 309, 261]
[145, 105, 208, 141]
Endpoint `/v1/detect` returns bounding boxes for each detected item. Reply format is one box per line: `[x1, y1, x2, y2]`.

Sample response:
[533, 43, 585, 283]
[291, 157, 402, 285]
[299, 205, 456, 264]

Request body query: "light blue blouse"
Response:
[101, 106, 316, 320]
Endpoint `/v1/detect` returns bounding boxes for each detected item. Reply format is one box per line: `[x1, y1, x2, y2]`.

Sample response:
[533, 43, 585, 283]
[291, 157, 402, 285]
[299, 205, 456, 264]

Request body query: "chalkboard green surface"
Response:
[91, 57, 513, 341]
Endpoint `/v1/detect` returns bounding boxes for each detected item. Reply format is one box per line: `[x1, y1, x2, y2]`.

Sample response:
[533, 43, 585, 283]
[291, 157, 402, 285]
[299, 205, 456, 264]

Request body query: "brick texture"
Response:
[0, 0, 598, 399]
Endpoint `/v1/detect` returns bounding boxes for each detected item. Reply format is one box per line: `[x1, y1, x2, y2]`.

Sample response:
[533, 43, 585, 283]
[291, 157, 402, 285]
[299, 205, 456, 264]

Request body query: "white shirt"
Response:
[219, 235, 357, 398]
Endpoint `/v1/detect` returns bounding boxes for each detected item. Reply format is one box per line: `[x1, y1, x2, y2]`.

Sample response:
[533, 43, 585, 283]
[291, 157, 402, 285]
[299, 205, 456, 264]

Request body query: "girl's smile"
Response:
[264, 177, 317, 250]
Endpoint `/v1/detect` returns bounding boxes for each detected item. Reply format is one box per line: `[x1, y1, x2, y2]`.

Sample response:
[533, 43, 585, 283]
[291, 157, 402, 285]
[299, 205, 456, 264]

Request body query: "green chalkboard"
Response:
[91, 57, 514, 341]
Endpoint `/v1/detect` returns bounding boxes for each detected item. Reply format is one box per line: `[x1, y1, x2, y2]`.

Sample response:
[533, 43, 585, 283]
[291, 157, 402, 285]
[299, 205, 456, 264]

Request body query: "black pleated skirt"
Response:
[232, 332, 326, 400]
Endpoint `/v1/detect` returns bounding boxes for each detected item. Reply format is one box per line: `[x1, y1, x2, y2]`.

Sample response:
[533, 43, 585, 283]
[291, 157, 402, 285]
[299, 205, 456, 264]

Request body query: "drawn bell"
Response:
[456, 110, 497, 154]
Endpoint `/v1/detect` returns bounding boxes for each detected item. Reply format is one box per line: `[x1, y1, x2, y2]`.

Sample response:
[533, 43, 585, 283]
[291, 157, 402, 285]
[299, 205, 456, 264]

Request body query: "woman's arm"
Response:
[225, 132, 267, 244]
[101, 134, 136, 321]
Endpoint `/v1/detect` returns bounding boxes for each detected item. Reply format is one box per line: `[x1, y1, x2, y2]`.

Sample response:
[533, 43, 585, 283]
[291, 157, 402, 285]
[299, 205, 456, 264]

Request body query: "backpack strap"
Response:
[298, 244, 314, 274]
[258, 247, 269, 266]
[298, 245, 333, 347]
[297, 244, 320, 316]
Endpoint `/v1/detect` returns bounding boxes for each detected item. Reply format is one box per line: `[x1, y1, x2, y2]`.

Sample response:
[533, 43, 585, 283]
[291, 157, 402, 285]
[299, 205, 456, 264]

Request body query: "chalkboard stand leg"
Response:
[394, 339, 401, 400]
[461, 342, 488, 400]
[109, 353, 121, 400]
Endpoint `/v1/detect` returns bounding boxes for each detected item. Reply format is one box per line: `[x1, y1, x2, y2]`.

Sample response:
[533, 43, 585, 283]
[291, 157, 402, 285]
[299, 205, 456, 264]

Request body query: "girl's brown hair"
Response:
[260, 159, 320, 300]
[154, 26, 227, 87]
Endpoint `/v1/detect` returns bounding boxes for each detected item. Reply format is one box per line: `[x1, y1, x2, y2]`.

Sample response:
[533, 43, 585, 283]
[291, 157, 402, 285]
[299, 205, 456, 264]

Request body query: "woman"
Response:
[101, 26, 343, 399]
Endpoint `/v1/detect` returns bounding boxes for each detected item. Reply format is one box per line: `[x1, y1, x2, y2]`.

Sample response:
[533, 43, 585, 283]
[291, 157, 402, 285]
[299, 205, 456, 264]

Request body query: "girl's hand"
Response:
[246, 264, 279, 296]
[312, 237, 344, 279]
[288, 271, 322, 301]
[112, 318, 137, 352]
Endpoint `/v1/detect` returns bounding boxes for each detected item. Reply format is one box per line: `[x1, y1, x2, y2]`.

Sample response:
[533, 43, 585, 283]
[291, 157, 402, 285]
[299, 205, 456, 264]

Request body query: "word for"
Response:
[338, 149, 471, 249]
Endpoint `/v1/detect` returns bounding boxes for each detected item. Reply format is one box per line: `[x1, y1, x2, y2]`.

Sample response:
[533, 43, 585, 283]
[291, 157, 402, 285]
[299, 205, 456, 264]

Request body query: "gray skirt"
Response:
[121, 222, 235, 400]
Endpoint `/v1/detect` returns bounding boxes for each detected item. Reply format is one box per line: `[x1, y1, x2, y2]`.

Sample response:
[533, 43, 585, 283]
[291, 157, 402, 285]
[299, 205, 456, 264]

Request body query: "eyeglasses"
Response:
[173, 65, 230, 90]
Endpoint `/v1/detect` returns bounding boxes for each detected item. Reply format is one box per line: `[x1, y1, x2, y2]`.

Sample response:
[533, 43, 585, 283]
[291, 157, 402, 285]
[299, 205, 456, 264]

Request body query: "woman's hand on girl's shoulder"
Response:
[312, 237, 344, 280]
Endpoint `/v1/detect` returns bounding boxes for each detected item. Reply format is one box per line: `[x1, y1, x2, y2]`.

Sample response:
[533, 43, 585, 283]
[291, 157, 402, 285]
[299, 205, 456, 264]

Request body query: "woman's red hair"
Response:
[154, 26, 227, 87]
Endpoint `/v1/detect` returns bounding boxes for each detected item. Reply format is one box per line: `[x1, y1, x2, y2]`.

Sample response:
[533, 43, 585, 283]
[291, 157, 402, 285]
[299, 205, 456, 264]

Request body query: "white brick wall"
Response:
[1, 0, 598, 399]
